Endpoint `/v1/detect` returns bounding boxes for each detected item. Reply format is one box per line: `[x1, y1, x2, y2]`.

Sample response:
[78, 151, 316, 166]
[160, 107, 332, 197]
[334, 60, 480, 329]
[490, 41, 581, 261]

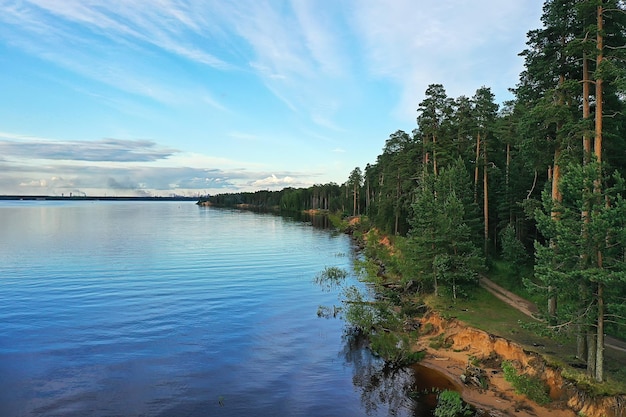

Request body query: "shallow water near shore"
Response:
[0, 201, 445, 417]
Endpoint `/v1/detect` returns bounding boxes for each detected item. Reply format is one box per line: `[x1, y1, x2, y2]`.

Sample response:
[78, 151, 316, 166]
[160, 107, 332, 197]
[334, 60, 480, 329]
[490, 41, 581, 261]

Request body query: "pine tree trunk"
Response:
[551, 149, 562, 212]
[595, 5, 603, 165]
[596, 282, 604, 382]
[583, 51, 592, 162]
[506, 142, 513, 224]
[433, 133, 438, 176]
[548, 148, 562, 321]
[579, 49, 592, 364]
[353, 183, 358, 217]
[366, 178, 370, 215]
[483, 134, 489, 256]
[395, 169, 400, 235]
[577, 327, 587, 362]
[593, 5, 605, 382]
[433, 238, 438, 297]
[548, 49, 565, 329]
[587, 328, 597, 377]
[474, 133, 480, 204]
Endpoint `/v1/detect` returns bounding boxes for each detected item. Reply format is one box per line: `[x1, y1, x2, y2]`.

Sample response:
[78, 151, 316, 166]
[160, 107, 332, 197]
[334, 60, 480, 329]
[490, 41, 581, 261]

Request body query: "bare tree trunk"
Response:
[583, 51, 592, 163]
[474, 133, 480, 204]
[595, 5, 603, 166]
[366, 177, 370, 215]
[548, 146, 563, 320]
[587, 327, 597, 377]
[506, 142, 513, 224]
[577, 325, 587, 362]
[394, 170, 400, 235]
[596, 281, 605, 382]
[432, 134, 438, 176]
[578, 46, 592, 366]
[593, 5, 605, 382]
[483, 135, 489, 256]
[353, 183, 358, 217]
[551, 149, 562, 212]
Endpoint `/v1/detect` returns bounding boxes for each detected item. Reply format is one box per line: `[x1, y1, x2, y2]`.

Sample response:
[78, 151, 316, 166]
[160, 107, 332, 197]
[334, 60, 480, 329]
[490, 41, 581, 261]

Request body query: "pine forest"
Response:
[200, 1, 626, 385]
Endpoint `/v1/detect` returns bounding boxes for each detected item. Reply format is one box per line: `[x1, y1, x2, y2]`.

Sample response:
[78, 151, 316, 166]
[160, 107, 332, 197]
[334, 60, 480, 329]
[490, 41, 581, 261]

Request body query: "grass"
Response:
[426, 287, 549, 344]
[488, 260, 541, 306]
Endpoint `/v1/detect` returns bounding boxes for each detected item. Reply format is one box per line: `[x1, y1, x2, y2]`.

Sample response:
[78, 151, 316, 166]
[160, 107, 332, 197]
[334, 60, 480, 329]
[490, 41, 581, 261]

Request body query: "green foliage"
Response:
[342, 286, 379, 330]
[502, 361, 551, 405]
[500, 224, 529, 276]
[366, 130, 422, 235]
[407, 160, 485, 298]
[533, 163, 626, 353]
[313, 266, 349, 292]
[429, 334, 452, 350]
[434, 390, 474, 417]
[341, 285, 424, 367]
[369, 332, 425, 366]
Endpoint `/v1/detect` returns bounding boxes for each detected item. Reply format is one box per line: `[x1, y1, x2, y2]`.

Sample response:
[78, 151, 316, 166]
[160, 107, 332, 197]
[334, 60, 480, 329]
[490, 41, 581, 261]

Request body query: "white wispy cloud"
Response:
[349, 0, 542, 117]
[249, 174, 307, 189]
[0, 134, 176, 162]
[1, 0, 540, 120]
[290, 0, 349, 78]
[0, 0, 233, 107]
[22, 0, 231, 68]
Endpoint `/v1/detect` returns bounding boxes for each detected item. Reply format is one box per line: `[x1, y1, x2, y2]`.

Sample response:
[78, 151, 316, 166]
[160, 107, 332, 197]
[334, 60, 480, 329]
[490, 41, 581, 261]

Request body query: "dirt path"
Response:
[479, 278, 540, 320]
[479, 277, 626, 353]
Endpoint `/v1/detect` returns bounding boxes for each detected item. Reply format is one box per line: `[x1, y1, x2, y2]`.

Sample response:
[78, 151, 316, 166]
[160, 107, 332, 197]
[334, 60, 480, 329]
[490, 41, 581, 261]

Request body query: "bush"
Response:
[434, 390, 474, 417]
[501, 361, 550, 405]
[369, 331, 424, 366]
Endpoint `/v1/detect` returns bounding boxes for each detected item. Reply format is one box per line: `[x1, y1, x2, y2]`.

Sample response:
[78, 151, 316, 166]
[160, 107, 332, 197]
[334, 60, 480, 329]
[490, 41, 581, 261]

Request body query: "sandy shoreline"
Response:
[419, 350, 576, 417]
[415, 313, 579, 417]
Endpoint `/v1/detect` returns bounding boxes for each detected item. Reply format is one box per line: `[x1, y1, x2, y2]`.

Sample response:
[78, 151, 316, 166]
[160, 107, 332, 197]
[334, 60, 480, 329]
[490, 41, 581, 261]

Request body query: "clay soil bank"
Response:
[417, 312, 625, 417]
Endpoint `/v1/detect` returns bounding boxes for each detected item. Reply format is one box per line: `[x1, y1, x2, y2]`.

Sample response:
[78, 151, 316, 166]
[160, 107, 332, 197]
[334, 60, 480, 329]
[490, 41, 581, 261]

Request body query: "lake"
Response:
[0, 201, 434, 416]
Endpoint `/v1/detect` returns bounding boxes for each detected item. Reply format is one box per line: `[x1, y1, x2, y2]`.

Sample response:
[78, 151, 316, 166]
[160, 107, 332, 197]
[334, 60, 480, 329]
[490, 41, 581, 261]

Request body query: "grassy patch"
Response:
[488, 260, 539, 304]
[426, 288, 536, 338]
[429, 333, 452, 350]
[425, 288, 581, 363]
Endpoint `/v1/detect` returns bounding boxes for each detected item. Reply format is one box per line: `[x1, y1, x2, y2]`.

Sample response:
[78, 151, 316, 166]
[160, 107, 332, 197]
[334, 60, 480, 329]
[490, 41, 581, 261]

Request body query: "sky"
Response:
[0, 0, 543, 197]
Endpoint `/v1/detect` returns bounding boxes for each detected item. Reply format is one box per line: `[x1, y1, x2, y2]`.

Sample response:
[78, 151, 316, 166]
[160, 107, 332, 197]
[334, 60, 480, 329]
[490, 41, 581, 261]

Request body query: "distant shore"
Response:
[0, 195, 199, 201]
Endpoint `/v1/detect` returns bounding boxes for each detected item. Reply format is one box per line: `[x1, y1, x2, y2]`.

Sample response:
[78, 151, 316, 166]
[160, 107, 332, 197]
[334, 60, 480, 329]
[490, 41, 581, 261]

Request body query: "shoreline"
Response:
[419, 349, 576, 417]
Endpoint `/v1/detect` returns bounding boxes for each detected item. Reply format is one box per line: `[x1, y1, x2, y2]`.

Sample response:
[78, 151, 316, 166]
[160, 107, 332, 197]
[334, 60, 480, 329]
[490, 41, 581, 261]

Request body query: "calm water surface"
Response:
[0, 201, 429, 417]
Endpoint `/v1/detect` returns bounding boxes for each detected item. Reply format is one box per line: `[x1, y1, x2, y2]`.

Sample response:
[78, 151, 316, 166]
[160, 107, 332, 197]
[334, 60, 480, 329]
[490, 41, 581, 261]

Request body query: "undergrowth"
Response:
[501, 361, 551, 405]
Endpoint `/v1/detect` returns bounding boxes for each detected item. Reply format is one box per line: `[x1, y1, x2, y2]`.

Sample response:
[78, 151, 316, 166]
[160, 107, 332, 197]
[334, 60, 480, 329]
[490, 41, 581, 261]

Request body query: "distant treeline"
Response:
[198, 184, 349, 213]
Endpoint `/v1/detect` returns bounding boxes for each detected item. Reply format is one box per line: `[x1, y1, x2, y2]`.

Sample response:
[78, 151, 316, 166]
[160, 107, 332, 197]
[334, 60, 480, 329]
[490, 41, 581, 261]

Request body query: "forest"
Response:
[199, 1, 626, 384]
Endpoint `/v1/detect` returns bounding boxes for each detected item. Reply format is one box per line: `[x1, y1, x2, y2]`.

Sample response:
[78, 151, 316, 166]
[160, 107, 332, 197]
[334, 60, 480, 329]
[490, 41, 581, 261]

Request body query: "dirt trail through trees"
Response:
[479, 277, 626, 353]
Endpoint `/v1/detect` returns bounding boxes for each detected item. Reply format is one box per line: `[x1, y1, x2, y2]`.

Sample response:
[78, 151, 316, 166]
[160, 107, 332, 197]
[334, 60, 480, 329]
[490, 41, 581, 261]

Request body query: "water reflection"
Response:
[284, 210, 335, 229]
[341, 328, 468, 417]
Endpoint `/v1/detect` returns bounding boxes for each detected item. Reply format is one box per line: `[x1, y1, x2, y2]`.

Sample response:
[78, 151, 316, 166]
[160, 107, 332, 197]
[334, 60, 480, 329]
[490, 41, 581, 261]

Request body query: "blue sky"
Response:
[0, 0, 543, 197]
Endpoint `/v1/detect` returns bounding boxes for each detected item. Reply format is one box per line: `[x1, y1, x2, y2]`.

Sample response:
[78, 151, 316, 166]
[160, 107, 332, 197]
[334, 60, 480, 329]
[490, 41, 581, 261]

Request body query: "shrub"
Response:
[434, 390, 474, 417]
[501, 361, 550, 405]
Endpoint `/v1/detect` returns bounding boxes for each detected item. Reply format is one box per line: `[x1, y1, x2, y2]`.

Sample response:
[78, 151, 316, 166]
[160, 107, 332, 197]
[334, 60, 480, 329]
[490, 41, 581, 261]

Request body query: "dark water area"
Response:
[0, 201, 450, 416]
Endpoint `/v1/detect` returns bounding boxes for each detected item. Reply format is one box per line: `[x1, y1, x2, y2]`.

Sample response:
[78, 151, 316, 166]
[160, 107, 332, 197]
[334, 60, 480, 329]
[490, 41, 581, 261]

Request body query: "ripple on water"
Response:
[0, 202, 422, 417]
